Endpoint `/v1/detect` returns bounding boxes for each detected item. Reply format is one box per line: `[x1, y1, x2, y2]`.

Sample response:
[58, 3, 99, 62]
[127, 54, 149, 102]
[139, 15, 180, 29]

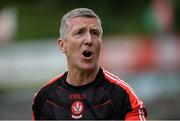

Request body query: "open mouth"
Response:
[82, 50, 92, 58]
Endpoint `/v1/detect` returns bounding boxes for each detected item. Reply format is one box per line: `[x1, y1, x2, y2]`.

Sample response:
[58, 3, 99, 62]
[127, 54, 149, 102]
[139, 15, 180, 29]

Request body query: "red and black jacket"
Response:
[32, 67, 147, 120]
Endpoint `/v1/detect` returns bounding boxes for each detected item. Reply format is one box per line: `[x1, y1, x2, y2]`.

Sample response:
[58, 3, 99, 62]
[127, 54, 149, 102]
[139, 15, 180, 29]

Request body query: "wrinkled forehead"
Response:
[67, 16, 101, 30]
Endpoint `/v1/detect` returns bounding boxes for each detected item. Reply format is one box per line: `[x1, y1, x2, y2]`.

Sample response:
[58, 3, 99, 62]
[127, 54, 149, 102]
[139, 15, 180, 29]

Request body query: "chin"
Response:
[80, 63, 97, 71]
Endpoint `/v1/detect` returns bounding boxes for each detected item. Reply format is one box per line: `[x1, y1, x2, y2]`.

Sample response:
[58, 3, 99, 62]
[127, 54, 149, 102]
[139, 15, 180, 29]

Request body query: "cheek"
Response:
[96, 40, 102, 50]
[65, 41, 79, 55]
[95, 41, 102, 56]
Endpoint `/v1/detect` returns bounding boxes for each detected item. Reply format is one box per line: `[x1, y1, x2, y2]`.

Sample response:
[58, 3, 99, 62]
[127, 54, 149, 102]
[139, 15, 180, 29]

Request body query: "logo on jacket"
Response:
[71, 101, 84, 119]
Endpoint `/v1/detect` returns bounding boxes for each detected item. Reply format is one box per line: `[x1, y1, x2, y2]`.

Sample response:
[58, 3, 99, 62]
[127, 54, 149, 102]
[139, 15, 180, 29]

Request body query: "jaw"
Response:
[67, 56, 99, 73]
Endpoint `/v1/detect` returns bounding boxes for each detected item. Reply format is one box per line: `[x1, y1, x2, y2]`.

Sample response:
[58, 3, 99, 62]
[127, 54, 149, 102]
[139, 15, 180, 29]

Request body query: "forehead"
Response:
[67, 17, 100, 30]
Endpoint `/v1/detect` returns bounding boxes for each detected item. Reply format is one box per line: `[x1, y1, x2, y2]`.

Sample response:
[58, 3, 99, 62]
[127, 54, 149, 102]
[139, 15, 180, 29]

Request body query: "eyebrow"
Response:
[72, 25, 86, 32]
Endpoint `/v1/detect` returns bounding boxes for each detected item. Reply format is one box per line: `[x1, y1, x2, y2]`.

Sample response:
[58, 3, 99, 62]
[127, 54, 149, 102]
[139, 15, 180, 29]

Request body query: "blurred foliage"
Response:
[1, 0, 180, 41]
[174, 0, 180, 32]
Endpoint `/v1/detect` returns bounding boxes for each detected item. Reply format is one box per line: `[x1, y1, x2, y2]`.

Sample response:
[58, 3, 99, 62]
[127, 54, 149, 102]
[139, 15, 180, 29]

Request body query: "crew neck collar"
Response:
[62, 67, 103, 91]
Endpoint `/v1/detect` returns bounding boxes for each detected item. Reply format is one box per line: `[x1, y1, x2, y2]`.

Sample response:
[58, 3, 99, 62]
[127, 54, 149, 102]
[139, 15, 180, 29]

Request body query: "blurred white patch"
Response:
[0, 6, 17, 45]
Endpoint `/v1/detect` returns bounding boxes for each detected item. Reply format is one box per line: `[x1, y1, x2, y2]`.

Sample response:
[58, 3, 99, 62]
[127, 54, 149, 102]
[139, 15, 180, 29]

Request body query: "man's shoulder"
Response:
[44, 73, 65, 87]
[102, 68, 133, 94]
[35, 72, 66, 98]
[102, 68, 126, 86]
[102, 68, 142, 108]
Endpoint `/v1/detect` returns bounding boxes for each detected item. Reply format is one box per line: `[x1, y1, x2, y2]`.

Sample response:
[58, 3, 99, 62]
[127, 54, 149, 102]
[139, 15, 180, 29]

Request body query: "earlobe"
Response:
[57, 38, 65, 53]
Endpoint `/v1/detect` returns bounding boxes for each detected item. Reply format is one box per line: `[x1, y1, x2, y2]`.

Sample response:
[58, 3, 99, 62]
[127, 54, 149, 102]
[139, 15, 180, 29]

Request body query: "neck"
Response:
[66, 67, 99, 86]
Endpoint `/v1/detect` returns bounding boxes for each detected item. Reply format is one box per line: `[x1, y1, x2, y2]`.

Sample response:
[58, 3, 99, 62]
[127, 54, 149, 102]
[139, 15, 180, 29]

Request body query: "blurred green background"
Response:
[1, 0, 180, 40]
[0, 0, 180, 120]
[1, 0, 176, 40]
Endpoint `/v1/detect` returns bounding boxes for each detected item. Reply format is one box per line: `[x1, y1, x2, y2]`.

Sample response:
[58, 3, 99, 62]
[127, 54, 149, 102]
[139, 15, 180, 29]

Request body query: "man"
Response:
[32, 8, 147, 120]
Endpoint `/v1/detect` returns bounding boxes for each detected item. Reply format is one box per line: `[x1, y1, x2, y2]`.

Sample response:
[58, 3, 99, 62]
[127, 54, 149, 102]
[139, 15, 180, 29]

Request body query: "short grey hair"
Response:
[59, 8, 103, 38]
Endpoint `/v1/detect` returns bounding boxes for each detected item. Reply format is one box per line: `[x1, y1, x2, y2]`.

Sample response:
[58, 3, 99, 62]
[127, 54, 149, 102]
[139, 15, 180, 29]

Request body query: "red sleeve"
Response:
[32, 93, 40, 120]
[122, 83, 147, 121]
[125, 100, 147, 121]
[103, 69, 147, 120]
[32, 112, 35, 121]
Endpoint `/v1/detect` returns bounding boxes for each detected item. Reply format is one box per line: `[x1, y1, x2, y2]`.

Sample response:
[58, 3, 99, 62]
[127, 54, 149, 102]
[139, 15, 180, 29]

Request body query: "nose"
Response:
[84, 32, 92, 46]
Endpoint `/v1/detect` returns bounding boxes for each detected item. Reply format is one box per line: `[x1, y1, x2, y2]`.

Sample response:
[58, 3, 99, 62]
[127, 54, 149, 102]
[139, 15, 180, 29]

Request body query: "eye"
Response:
[91, 30, 100, 37]
[75, 29, 83, 36]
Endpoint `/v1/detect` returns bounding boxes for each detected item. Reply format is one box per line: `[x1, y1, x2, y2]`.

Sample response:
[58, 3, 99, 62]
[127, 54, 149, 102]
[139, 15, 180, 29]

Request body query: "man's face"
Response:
[60, 17, 102, 71]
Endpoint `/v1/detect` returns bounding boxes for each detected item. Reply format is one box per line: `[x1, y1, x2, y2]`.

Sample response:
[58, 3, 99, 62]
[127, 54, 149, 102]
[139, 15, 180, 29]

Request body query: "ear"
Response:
[57, 38, 65, 53]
